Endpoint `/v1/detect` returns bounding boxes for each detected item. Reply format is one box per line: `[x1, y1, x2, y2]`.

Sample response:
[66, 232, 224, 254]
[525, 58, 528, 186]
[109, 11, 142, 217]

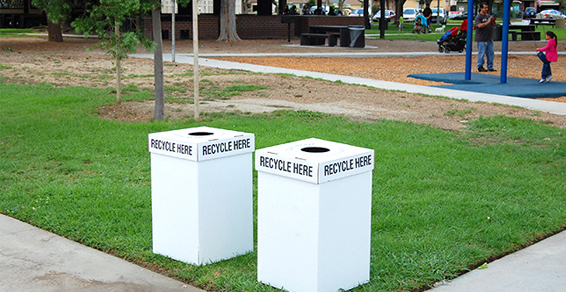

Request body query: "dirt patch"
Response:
[1, 35, 565, 131]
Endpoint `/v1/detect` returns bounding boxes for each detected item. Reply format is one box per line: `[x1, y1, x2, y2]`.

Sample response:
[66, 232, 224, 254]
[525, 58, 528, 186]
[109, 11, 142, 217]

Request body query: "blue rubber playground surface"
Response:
[408, 72, 566, 99]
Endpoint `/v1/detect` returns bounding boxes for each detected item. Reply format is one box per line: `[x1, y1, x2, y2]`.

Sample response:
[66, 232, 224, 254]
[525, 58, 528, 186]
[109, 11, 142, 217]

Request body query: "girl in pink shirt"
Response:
[537, 31, 558, 83]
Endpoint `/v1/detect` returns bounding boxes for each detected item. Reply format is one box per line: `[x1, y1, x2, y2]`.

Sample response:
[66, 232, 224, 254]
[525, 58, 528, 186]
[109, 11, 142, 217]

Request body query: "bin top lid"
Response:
[255, 138, 374, 184]
[149, 126, 254, 161]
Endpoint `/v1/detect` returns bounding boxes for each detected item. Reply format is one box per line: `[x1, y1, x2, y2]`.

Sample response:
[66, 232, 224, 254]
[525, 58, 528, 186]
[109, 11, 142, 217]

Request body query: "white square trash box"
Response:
[255, 138, 374, 292]
[148, 126, 254, 265]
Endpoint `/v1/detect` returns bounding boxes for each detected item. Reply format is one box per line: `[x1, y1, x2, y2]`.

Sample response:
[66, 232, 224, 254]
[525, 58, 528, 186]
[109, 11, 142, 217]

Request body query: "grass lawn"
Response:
[0, 28, 38, 37]
[1, 81, 565, 291]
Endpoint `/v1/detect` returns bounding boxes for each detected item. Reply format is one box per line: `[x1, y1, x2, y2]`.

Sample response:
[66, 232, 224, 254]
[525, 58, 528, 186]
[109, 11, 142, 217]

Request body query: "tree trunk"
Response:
[217, 0, 241, 42]
[47, 19, 63, 42]
[115, 20, 122, 104]
[396, 0, 406, 25]
[152, 7, 164, 121]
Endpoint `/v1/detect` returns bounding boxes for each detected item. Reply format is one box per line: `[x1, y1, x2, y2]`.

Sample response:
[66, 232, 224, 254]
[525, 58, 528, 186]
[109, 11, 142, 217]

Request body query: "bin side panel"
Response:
[317, 172, 372, 291]
[197, 153, 254, 264]
[151, 154, 200, 264]
[257, 172, 320, 292]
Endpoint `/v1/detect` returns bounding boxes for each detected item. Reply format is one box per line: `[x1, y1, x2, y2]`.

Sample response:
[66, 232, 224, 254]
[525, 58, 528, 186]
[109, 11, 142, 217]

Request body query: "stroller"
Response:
[412, 14, 428, 34]
[437, 20, 469, 53]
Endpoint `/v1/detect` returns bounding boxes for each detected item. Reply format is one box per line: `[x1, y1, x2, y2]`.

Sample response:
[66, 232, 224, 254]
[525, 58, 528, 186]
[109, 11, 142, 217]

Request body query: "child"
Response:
[398, 15, 404, 31]
[412, 15, 427, 34]
[537, 31, 558, 83]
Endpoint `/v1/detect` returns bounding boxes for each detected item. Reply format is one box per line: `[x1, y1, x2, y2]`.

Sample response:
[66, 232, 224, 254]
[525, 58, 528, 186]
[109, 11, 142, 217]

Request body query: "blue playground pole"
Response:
[500, 0, 511, 83]
[465, 0, 474, 80]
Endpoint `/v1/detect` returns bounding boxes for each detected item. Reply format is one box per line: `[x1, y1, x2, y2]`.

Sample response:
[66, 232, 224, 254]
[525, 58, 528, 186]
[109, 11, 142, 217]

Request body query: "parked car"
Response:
[523, 7, 536, 19]
[402, 8, 418, 22]
[450, 12, 474, 20]
[536, 9, 566, 20]
[448, 11, 462, 19]
[430, 7, 446, 24]
[350, 8, 372, 17]
[372, 10, 396, 22]
[309, 5, 330, 14]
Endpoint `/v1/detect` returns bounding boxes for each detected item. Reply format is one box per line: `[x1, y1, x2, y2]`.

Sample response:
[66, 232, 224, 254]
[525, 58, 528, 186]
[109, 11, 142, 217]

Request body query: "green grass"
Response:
[445, 107, 476, 117]
[1, 83, 565, 291]
[198, 79, 269, 100]
[0, 28, 37, 37]
[164, 85, 187, 93]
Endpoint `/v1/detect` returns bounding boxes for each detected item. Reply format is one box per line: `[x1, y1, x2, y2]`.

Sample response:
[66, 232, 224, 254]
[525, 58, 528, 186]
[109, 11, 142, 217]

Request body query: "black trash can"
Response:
[493, 24, 502, 41]
[379, 20, 388, 31]
[349, 25, 365, 48]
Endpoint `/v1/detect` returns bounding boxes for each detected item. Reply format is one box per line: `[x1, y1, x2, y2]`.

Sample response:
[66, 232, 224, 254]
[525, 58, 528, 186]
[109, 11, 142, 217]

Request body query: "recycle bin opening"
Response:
[301, 147, 330, 153]
[189, 131, 214, 136]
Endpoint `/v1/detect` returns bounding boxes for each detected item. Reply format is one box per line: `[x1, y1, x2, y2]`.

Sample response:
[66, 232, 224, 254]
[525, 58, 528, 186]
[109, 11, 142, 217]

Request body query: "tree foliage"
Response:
[72, 0, 154, 58]
[32, 0, 71, 24]
[72, 0, 155, 104]
[32, 0, 72, 42]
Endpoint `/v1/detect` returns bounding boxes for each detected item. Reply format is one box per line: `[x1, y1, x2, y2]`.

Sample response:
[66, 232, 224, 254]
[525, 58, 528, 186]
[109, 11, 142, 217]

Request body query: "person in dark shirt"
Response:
[423, 4, 432, 32]
[474, 2, 497, 72]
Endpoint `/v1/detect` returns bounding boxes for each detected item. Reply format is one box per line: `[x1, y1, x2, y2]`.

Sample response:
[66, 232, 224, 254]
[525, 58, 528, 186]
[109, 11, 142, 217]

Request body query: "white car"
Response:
[430, 7, 447, 24]
[309, 5, 330, 14]
[536, 9, 566, 20]
[372, 10, 396, 22]
[402, 8, 418, 23]
[350, 8, 372, 17]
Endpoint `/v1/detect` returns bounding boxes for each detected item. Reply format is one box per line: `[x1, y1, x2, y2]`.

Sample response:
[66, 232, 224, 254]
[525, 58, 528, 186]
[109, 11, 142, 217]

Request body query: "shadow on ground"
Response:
[408, 72, 566, 98]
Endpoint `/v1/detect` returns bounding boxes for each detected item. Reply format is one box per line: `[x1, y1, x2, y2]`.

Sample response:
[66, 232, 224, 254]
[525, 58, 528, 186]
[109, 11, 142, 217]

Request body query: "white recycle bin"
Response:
[255, 138, 374, 292]
[148, 126, 254, 265]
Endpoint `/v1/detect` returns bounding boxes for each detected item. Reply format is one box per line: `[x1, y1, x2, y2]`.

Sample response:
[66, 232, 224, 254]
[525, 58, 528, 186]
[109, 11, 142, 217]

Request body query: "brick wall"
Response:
[143, 15, 364, 40]
[144, 15, 219, 40]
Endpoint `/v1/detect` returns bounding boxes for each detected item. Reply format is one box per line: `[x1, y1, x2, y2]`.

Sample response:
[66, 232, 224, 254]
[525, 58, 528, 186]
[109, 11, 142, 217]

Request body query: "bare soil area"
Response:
[1, 35, 565, 131]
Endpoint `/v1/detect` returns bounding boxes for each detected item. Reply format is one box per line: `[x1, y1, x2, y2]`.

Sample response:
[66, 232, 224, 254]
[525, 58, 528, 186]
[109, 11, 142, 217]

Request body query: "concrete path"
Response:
[2, 213, 565, 292]
[429, 231, 566, 292]
[0, 215, 203, 292]
[131, 52, 566, 115]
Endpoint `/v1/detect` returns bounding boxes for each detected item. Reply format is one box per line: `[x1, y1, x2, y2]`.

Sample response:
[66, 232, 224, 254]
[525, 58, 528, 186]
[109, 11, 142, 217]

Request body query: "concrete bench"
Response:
[508, 30, 518, 41]
[308, 25, 351, 47]
[328, 33, 341, 47]
[517, 31, 540, 41]
[300, 33, 330, 46]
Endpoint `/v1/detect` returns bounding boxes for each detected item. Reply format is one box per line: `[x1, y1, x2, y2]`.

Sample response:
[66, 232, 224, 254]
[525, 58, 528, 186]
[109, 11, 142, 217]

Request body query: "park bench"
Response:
[508, 30, 517, 41]
[300, 33, 332, 46]
[508, 24, 540, 41]
[530, 18, 556, 28]
[516, 31, 541, 41]
[303, 25, 351, 47]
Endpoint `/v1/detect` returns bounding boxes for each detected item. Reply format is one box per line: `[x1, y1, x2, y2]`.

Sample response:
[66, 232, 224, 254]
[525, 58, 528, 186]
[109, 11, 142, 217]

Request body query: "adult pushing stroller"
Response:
[437, 20, 468, 53]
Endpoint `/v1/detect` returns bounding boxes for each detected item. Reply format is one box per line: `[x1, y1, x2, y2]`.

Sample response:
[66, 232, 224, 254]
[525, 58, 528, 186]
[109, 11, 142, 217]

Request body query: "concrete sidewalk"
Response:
[429, 230, 566, 292]
[131, 53, 566, 115]
[0, 215, 203, 292]
[2, 213, 565, 292]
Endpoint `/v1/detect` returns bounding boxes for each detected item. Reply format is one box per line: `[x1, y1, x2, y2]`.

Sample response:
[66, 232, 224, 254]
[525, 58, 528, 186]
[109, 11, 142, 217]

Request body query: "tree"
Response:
[32, 0, 72, 42]
[151, 3, 165, 120]
[395, 0, 406, 25]
[218, 0, 241, 41]
[72, 0, 155, 104]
